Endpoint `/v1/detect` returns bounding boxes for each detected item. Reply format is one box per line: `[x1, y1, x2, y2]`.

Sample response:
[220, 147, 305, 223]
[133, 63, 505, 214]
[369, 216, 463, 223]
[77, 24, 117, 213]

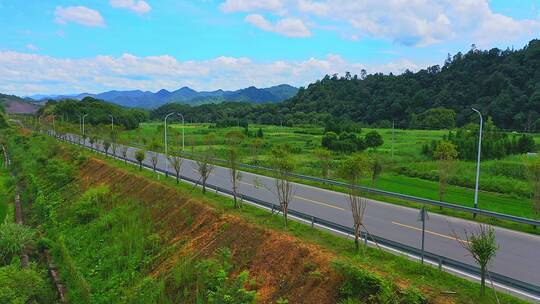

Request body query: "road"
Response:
[65, 134, 540, 292]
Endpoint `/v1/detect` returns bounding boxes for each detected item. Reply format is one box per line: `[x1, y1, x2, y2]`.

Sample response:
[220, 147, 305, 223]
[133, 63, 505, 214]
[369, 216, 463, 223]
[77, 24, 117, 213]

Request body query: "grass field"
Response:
[0, 168, 10, 223]
[114, 123, 540, 217]
[74, 134, 526, 304]
[51, 120, 540, 220]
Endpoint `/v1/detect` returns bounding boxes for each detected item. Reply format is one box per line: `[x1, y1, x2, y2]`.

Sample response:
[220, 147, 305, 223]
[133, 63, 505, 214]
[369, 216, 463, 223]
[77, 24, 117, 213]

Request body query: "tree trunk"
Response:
[480, 266, 486, 296]
[176, 172, 179, 184]
[139, 163, 142, 171]
[202, 181, 206, 193]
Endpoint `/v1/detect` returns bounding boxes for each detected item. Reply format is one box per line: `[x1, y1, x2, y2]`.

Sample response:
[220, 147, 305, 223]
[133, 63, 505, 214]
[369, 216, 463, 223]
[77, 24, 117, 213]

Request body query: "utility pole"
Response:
[392, 120, 395, 160]
[418, 206, 429, 264]
[471, 108, 483, 218]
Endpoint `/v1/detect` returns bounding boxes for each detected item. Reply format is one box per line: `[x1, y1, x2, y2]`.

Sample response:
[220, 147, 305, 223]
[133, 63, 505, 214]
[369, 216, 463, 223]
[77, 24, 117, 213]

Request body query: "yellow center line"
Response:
[240, 181, 256, 187]
[294, 195, 346, 211]
[392, 221, 469, 243]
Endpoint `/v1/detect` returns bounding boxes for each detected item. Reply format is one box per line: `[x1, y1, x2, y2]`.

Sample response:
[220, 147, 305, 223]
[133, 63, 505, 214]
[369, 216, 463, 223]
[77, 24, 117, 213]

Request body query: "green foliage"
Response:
[322, 131, 365, 153]
[0, 222, 35, 266]
[135, 149, 146, 170]
[424, 119, 537, 160]
[41, 97, 148, 130]
[333, 260, 427, 304]
[68, 186, 110, 224]
[364, 131, 384, 149]
[410, 107, 456, 129]
[0, 262, 52, 303]
[165, 248, 256, 303]
[458, 225, 498, 296]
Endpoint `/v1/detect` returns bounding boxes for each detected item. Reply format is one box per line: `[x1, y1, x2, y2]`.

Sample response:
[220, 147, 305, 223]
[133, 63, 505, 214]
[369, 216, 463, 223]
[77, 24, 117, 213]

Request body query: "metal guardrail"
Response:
[178, 150, 540, 227]
[47, 131, 540, 227]
[57, 135, 540, 298]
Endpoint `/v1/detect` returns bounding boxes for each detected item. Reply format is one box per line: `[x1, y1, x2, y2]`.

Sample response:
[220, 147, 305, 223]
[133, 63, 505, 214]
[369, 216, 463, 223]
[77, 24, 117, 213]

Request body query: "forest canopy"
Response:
[151, 39, 540, 132]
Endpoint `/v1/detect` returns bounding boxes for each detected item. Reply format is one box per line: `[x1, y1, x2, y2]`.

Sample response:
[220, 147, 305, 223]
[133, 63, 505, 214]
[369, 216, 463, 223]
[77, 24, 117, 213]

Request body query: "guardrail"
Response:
[57, 135, 540, 298]
[178, 150, 540, 228]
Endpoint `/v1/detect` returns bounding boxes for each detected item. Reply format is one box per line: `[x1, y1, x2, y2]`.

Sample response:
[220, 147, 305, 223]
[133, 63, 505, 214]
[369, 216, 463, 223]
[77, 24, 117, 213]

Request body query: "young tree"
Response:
[121, 145, 129, 163]
[194, 149, 215, 194]
[525, 156, 540, 216]
[314, 148, 332, 178]
[168, 153, 183, 184]
[456, 224, 498, 296]
[370, 156, 383, 187]
[434, 141, 458, 202]
[89, 136, 96, 150]
[148, 140, 160, 173]
[338, 153, 372, 253]
[270, 146, 295, 228]
[364, 130, 384, 150]
[228, 147, 242, 208]
[103, 140, 111, 156]
[250, 138, 264, 165]
[135, 149, 146, 171]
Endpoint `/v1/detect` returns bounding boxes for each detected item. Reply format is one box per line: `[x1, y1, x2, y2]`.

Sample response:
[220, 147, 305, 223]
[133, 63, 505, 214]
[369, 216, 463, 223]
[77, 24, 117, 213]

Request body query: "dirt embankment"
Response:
[79, 158, 342, 303]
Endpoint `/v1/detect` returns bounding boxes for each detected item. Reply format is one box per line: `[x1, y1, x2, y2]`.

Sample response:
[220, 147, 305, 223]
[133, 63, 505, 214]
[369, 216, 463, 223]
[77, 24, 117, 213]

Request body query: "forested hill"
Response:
[282, 39, 540, 131]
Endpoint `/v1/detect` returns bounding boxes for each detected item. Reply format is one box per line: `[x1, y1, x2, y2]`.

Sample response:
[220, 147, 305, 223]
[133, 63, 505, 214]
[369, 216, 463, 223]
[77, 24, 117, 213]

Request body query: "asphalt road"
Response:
[64, 134, 540, 290]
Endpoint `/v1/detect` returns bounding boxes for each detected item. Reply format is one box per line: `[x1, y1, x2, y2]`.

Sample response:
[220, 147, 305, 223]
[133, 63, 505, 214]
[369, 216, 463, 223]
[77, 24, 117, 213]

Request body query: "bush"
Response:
[69, 186, 110, 224]
[0, 222, 35, 266]
[0, 262, 52, 303]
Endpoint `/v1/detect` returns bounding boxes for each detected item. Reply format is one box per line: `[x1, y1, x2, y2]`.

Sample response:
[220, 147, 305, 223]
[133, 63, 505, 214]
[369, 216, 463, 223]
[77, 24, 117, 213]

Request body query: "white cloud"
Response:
[26, 44, 39, 51]
[245, 14, 311, 37]
[0, 51, 422, 96]
[110, 0, 151, 15]
[221, 0, 285, 14]
[54, 6, 105, 27]
[222, 0, 540, 47]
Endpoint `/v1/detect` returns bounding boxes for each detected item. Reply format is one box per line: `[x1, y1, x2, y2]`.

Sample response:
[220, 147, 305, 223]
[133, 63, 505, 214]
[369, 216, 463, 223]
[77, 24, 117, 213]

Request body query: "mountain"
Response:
[31, 84, 298, 109]
[151, 39, 540, 132]
[0, 93, 41, 114]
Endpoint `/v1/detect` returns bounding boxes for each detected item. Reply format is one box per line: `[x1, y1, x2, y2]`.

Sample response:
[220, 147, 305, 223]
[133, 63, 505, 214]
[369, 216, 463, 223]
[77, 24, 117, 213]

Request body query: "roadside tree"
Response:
[270, 145, 295, 228]
[434, 141, 458, 202]
[338, 153, 372, 253]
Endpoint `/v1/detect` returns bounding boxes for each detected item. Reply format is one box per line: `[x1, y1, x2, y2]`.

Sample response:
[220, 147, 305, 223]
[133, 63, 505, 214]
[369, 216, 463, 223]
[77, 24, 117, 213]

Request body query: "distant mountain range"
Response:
[29, 84, 298, 108]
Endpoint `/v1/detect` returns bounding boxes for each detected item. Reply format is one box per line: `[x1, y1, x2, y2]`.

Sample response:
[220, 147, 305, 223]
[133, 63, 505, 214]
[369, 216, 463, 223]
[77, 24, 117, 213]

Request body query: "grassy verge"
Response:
[0, 166, 11, 223]
[78, 139, 528, 304]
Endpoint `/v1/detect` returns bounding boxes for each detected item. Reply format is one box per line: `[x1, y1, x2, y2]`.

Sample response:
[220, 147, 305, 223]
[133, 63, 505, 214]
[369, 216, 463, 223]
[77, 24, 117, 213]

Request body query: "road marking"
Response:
[240, 181, 256, 187]
[294, 195, 346, 211]
[392, 221, 469, 243]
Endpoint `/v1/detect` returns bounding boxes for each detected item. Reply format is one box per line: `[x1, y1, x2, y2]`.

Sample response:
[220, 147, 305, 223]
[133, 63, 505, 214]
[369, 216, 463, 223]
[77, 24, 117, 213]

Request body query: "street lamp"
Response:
[80, 113, 88, 145]
[108, 114, 114, 132]
[472, 108, 483, 216]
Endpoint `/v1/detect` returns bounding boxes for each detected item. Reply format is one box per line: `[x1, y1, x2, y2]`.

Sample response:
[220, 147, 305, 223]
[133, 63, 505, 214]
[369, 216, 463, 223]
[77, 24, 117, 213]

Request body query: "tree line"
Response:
[38, 97, 148, 130]
[150, 39, 540, 131]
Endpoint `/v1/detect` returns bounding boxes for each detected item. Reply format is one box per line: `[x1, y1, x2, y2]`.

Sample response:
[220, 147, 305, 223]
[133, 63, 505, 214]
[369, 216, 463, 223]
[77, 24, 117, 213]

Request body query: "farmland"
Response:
[109, 122, 540, 220]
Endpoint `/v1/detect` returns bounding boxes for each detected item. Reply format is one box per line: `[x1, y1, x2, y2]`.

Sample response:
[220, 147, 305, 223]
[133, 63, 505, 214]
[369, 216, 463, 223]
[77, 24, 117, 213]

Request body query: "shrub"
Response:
[0, 262, 51, 303]
[0, 222, 35, 266]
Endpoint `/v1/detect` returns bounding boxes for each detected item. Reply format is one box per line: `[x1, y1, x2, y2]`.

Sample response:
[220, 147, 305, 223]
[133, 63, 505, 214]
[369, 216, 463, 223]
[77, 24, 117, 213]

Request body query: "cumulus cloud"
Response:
[221, 0, 540, 47]
[245, 14, 311, 37]
[221, 0, 285, 14]
[0, 51, 421, 95]
[110, 0, 151, 15]
[54, 6, 105, 27]
[26, 44, 39, 51]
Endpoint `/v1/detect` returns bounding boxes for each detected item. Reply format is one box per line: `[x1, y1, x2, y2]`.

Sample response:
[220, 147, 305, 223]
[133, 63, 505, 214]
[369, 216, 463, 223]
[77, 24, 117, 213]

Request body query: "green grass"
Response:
[78, 135, 528, 304]
[0, 167, 11, 223]
[56, 121, 540, 221]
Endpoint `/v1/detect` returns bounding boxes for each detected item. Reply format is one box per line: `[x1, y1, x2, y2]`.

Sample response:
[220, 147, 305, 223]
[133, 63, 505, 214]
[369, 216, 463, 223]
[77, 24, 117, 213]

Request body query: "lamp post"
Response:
[472, 108, 483, 217]
[81, 113, 88, 145]
[108, 114, 114, 132]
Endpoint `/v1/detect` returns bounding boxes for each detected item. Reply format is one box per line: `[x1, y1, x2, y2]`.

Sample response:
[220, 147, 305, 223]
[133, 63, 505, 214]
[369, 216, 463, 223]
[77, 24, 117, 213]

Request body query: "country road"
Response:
[65, 134, 540, 294]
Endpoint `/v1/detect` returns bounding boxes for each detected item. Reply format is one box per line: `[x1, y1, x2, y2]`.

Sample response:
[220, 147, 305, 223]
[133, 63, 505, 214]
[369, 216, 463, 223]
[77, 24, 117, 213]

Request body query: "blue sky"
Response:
[1, 0, 540, 95]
